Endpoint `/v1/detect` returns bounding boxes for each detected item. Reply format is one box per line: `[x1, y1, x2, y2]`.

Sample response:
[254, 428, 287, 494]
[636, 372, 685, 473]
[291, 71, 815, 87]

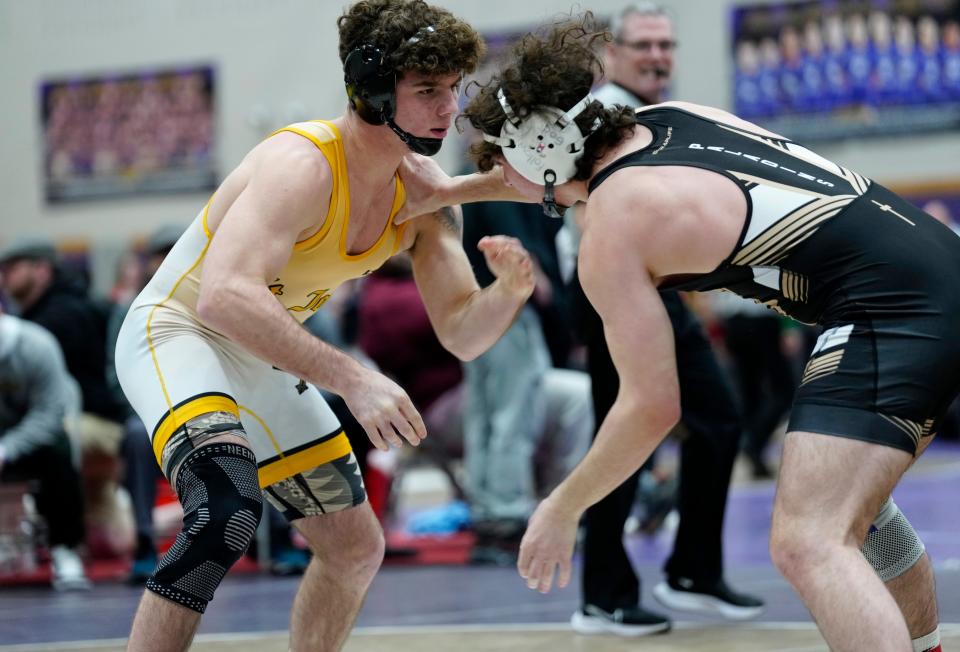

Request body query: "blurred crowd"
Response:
[734, 11, 960, 117]
[43, 69, 214, 195]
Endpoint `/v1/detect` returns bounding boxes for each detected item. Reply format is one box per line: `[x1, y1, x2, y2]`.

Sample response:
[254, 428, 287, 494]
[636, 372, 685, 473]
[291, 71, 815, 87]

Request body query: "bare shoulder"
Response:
[588, 164, 674, 223]
[585, 174, 665, 246]
[205, 131, 334, 241]
[247, 132, 333, 195]
[641, 101, 786, 140]
[584, 167, 685, 278]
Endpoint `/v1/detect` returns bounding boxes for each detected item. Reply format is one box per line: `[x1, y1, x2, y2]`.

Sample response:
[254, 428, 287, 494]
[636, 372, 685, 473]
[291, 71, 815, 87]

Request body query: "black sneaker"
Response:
[653, 577, 765, 620]
[570, 604, 671, 637]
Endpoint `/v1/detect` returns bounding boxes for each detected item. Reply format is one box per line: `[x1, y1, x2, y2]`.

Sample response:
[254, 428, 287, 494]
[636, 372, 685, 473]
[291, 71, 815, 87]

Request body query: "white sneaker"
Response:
[50, 546, 92, 591]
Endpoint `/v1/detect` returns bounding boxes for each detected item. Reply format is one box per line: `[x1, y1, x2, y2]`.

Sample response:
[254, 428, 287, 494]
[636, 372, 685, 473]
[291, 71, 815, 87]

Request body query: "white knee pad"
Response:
[861, 498, 925, 582]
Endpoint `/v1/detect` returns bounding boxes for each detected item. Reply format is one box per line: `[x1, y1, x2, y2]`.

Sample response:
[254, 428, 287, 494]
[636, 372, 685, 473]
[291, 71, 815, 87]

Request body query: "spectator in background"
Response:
[916, 16, 944, 102]
[778, 25, 807, 112]
[758, 37, 784, 114]
[868, 11, 898, 105]
[460, 198, 593, 559]
[845, 13, 873, 104]
[822, 14, 851, 108]
[800, 20, 828, 111]
[305, 281, 411, 533]
[110, 249, 146, 306]
[0, 239, 124, 425]
[893, 16, 920, 104]
[0, 305, 90, 590]
[941, 20, 960, 100]
[0, 239, 128, 557]
[734, 40, 765, 119]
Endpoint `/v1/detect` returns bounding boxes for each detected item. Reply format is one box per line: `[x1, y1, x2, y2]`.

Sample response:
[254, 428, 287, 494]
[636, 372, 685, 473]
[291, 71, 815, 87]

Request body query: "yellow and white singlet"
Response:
[115, 120, 406, 490]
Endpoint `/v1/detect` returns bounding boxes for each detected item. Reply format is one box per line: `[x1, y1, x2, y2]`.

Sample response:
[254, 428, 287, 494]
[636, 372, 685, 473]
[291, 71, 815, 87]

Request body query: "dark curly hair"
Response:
[338, 0, 485, 77]
[460, 14, 637, 181]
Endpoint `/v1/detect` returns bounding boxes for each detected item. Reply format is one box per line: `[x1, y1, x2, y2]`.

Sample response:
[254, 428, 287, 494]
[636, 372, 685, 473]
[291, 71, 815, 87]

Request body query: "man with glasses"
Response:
[566, 2, 764, 636]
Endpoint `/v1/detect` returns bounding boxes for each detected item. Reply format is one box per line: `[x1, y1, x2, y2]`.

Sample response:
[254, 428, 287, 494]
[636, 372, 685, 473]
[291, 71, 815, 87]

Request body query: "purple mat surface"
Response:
[0, 441, 957, 646]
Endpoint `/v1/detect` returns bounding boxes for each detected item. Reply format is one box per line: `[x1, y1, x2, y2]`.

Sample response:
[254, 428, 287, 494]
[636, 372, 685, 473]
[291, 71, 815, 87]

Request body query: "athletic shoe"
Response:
[50, 546, 92, 591]
[653, 577, 764, 620]
[570, 604, 671, 636]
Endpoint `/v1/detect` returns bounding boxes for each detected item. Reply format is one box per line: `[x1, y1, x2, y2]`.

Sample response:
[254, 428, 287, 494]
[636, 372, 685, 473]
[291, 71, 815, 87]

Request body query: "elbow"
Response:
[651, 387, 682, 434]
[441, 333, 483, 362]
[656, 398, 682, 435]
[453, 346, 481, 363]
[196, 283, 235, 332]
[626, 389, 681, 436]
[434, 310, 486, 362]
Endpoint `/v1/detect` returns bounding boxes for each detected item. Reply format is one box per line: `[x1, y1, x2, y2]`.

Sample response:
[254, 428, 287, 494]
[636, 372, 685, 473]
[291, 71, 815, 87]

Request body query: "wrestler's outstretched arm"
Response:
[516, 182, 682, 595]
[394, 153, 532, 223]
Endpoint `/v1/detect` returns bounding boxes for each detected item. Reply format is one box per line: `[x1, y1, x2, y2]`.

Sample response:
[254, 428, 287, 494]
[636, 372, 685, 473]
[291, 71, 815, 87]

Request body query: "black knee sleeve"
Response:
[147, 443, 263, 613]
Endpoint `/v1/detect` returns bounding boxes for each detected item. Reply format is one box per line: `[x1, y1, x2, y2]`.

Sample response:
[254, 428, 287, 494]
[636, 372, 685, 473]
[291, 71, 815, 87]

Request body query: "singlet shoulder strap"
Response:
[270, 120, 347, 251]
[587, 111, 667, 195]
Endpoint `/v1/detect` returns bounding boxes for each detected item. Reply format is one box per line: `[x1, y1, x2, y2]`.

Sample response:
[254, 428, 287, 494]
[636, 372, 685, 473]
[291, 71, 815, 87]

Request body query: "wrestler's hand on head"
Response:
[395, 153, 453, 224]
[517, 496, 579, 594]
[340, 367, 426, 451]
[478, 236, 536, 299]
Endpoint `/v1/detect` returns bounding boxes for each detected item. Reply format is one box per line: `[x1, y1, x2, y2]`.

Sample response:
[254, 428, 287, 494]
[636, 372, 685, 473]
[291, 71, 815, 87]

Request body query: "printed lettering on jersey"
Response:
[289, 290, 332, 313]
[651, 126, 673, 156]
[688, 143, 835, 188]
[268, 282, 331, 313]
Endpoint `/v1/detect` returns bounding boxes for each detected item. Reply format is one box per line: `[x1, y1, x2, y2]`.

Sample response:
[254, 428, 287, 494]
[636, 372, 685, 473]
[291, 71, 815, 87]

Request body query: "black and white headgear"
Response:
[482, 88, 601, 217]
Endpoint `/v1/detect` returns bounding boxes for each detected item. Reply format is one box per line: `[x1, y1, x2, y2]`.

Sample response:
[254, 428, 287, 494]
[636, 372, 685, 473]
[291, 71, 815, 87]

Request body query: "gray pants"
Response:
[463, 308, 593, 522]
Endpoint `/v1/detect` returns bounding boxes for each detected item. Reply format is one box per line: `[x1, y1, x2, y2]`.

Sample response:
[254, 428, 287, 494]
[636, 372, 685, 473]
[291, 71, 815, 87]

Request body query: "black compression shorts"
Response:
[786, 184, 960, 454]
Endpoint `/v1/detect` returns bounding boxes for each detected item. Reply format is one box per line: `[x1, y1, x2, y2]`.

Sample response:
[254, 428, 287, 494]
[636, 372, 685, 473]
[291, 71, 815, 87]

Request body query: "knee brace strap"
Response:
[861, 497, 924, 583]
[147, 443, 263, 613]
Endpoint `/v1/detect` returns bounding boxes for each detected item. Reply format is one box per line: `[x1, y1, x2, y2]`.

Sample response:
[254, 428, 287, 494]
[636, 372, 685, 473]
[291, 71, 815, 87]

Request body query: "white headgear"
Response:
[482, 88, 600, 216]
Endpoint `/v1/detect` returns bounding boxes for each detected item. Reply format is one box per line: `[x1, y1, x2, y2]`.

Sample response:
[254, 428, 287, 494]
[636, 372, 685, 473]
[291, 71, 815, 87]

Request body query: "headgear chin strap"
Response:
[386, 119, 443, 156]
[343, 26, 444, 156]
[482, 88, 601, 217]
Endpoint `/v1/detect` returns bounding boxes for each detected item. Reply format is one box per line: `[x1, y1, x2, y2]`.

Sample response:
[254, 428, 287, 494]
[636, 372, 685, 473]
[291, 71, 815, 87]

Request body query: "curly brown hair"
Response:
[338, 0, 485, 77]
[460, 14, 636, 181]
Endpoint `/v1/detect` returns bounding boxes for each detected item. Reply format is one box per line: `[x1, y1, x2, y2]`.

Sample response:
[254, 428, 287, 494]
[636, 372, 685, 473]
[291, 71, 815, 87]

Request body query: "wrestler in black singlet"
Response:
[588, 107, 960, 454]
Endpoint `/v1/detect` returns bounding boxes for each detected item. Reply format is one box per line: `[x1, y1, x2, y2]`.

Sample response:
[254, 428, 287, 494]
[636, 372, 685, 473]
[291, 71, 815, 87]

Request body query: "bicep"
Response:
[409, 207, 480, 319]
[580, 234, 678, 405]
